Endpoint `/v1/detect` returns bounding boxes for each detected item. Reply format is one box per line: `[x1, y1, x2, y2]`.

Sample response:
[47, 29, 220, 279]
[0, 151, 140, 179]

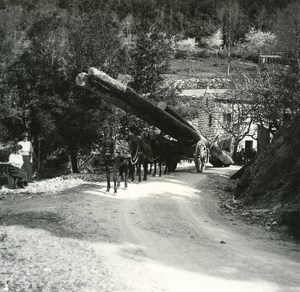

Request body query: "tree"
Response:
[235, 65, 300, 135]
[129, 20, 174, 98]
[274, 1, 300, 70]
[5, 8, 124, 172]
[219, 105, 255, 160]
[202, 28, 223, 58]
[235, 28, 277, 60]
[216, 0, 244, 75]
[197, 89, 256, 161]
[176, 37, 197, 60]
[119, 19, 177, 134]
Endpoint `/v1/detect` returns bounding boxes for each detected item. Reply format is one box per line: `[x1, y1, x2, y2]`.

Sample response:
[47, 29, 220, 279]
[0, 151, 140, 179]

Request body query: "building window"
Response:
[208, 114, 212, 127]
[245, 140, 253, 153]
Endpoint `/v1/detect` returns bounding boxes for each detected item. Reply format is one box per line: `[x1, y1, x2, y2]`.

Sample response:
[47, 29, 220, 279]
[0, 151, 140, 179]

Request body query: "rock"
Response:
[242, 212, 251, 216]
[225, 203, 236, 210]
[272, 203, 282, 211]
[250, 209, 272, 216]
[220, 241, 226, 244]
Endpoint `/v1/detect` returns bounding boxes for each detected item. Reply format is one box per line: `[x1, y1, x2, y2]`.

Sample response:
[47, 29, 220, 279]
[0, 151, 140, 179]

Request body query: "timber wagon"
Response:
[76, 68, 233, 172]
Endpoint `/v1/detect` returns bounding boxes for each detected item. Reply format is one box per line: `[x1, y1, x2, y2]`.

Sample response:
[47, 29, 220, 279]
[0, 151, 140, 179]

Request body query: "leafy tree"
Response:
[235, 28, 277, 60]
[117, 19, 177, 134]
[176, 37, 197, 60]
[274, 1, 300, 70]
[202, 28, 223, 58]
[216, 0, 247, 74]
[217, 0, 238, 74]
[215, 87, 257, 160]
[5, 8, 124, 172]
[235, 65, 300, 134]
[129, 20, 174, 98]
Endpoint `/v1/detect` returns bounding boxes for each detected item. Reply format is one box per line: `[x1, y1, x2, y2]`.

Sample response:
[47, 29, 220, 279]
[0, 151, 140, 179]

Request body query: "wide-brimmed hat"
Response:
[22, 132, 29, 137]
[13, 144, 23, 151]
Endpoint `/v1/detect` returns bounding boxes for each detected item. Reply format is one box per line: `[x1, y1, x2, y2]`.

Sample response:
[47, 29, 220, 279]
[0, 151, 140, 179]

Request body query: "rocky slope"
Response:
[235, 115, 300, 238]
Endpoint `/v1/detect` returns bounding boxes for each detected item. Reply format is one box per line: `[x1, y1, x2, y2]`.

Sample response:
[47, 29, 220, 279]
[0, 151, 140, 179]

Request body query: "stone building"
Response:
[178, 78, 265, 159]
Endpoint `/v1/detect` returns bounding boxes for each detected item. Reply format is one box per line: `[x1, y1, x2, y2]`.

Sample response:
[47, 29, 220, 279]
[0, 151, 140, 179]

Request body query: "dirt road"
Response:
[0, 163, 300, 292]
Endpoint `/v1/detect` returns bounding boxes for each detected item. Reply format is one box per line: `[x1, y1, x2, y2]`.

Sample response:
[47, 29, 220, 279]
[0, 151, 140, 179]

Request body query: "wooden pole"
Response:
[77, 69, 201, 144]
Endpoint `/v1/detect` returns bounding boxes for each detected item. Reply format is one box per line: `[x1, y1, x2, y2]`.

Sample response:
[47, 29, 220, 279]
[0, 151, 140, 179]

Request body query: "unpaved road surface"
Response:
[0, 164, 300, 292]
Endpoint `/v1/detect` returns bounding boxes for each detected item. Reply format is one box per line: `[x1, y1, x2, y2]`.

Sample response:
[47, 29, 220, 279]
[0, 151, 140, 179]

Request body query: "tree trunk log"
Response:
[77, 69, 201, 144]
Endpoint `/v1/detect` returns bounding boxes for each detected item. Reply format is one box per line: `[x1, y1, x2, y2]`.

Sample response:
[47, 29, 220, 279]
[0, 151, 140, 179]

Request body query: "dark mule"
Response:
[102, 132, 131, 194]
[115, 138, 131, 190]
[129, 131, 152, 182]
[148, 128, 176, 176]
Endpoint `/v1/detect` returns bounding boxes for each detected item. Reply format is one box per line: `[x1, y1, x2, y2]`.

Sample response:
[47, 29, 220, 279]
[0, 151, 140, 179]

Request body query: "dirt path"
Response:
[0, 164, 300, 292]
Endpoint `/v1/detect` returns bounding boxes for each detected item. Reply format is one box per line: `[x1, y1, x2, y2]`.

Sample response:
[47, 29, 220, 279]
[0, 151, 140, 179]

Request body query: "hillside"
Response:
[235, 115, 300, 238]
[166, 57, 257, 81]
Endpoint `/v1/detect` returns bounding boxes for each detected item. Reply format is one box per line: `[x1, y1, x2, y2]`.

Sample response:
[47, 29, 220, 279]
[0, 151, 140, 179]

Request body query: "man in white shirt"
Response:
[18, 132, 34, 182]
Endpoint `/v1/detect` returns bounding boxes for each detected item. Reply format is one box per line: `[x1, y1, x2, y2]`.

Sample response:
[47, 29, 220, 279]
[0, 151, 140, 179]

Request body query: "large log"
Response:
[77, 68, 201, 144]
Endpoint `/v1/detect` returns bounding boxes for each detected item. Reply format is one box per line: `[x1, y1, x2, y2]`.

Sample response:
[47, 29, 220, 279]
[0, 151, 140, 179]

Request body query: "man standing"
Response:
[18, 132, 34, 182]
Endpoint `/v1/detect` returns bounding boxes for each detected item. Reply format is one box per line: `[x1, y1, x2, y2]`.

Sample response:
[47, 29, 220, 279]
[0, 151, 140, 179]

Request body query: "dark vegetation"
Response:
[235, 114, 300, 238]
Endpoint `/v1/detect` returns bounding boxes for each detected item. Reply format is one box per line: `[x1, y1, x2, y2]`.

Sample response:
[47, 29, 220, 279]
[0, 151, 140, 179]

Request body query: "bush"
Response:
[0, 144, 13, 162]
[44, 149, 69, 169]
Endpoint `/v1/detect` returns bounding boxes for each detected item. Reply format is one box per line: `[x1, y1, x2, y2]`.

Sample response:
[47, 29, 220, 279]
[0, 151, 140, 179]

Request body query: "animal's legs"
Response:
[152, 161, 157, 177]
[159, 161, 162, 177]
[124, 166, 128, 189]
[143, 162, 148, 181]
[106, 165, 110, 192]
[137, 162, 142, 182]
[113, 165, 118, 194]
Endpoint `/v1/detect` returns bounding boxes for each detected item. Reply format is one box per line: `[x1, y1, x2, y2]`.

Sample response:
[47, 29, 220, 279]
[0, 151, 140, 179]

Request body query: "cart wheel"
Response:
[194, 141, 208, 173]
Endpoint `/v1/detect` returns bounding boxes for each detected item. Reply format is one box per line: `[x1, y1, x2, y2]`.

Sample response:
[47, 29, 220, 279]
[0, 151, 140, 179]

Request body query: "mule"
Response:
[128, 132, 152, 182]
[102, 134, 131, 194]
[148, 128, 176, 176]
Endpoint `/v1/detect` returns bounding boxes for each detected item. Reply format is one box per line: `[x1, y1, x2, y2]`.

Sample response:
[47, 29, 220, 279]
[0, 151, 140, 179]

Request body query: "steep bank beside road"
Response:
[235, 115, 300, 238]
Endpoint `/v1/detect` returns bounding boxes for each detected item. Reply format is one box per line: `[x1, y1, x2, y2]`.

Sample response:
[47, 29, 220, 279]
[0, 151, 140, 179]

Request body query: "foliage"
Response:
[235, 65, 300, 133]
[216, 92, 256, 159]
[175, 37, 198, 59]
[202, 28, 223, 58]
[273, 1, 300, 69]
[129, 20, 174, 98]
[235, 28, 277, 60]
[3, 7, 124, 172]
[117, 20, 177, 135]
[203, 29, 223, 49]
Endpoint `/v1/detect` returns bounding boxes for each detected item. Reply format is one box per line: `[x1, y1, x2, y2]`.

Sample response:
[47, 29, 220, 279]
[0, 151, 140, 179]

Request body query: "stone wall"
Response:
[167, 77, 232, 91]
[196, 93, 231, 144]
